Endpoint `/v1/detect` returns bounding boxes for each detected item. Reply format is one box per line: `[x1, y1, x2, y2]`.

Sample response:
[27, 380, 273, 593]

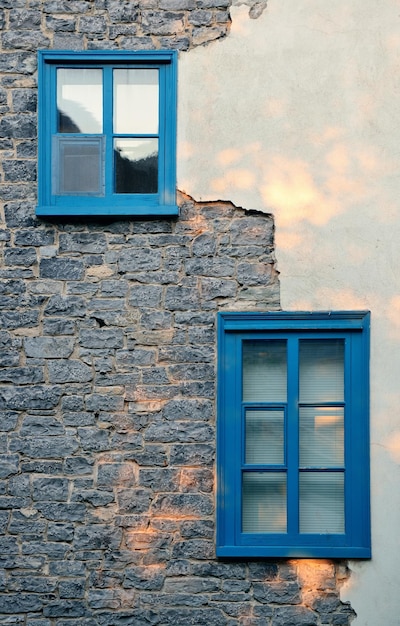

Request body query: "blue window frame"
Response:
[36, 50, 178, 217]
[217, 311, 371, 558]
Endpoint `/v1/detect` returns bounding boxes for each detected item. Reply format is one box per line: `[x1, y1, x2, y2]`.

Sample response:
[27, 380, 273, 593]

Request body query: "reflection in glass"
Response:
[114, 139, 158, 194]
[53, 137, 104, 195]
[242, 472, 286, 533]
[300, 407, 344, 467]
[243, 340, 287, 403]
[114, 69, 159, 135]
[57, 69, 103, 134]
[245, 409, 285, 465]
[300, 472, 344, 533]
[299, 339, 344, 403]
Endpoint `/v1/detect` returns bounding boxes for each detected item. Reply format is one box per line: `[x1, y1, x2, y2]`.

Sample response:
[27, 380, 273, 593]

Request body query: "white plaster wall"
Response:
[177, 1, 400, 623]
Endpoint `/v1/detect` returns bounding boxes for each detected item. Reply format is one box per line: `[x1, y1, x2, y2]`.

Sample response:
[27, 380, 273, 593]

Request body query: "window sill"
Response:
[36, 204, 179, 217]
[216, 545, 372, 559]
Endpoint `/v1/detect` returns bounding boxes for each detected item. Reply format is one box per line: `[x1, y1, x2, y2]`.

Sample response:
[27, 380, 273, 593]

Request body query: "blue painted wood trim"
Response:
[36, 50, 178, 218]
[220, 310, 369, 331]
[36, 204, 179, 217]
[216, 311, 371, 559]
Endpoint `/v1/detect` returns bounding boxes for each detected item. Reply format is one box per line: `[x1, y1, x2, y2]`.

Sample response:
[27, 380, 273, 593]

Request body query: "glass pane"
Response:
[114, 69, 159, 135]
[300, 406, 344, 467]
[57, 68, 103, 134]
[245, 409, 285, 465]
[114, 139, 158, 194]
[243, 340, 287, 403]
[299, 472, 344, 533]
[53, 137, 104, 196]
[299, 339, 344, 403]
[242, 472, 287, 533]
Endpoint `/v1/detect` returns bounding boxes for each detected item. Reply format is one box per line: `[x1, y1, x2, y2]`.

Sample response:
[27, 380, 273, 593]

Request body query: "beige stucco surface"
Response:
[177, 1, 400, 623]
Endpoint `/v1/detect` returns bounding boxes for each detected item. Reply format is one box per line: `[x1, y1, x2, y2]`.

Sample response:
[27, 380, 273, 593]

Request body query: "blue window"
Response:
[36, 50, 177, 217]
[217, 311, 370, 558]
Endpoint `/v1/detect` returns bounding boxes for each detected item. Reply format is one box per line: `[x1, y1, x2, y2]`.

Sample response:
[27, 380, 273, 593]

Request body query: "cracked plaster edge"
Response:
[233, 0, 268, 19]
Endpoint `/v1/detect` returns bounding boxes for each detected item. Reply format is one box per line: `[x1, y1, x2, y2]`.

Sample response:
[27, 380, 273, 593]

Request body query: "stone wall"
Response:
[0, 0, 358, 623]
[0, 194, 354, 624]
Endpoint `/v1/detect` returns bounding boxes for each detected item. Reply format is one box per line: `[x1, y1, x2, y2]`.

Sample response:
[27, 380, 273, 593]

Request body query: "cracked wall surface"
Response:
[0, 0, 265, 53]
[177, 1, 400, 624]
[0, 182, 359, 622]
[0, 0, 395, 623]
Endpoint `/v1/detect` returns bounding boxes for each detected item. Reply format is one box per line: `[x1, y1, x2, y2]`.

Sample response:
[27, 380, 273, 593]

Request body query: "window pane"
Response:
[243, 340, 287, 402]
[242, 472, 286, 533]
[299, 472, 344, 533]
[53, 137, 104, 195]
[245, 409, 285, 465]
[299, 339, 344, 403]
[114, 69, 159, 135]
[300, 406, 344, 467]
[114, 139, 158, 194]
[57, 69, 103, 134]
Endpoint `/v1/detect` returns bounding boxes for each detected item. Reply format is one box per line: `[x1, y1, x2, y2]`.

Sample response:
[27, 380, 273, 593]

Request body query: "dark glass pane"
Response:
[114, 139, 158, 194]
[300, 406, 344, 467]
[299, 339, 344, 403]
[53, 137, 104, 195]
[242, 340, 287, 402]
[242, 472, 287, 533]
[57, 69, 103, 134]
[299, 472, 344, 533]
[245, 409, 285, 465]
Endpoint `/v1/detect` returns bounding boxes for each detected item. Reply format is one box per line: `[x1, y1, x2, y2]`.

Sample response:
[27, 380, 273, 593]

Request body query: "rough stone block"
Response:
[32, 477, 69, 502]
[79, 329, 124, 349]
[0, 385, 61, 410]
[4, 247, 36, 266]
[123, 565, 166, 590]
[40, 258, 84, 280]
[74, 525, 122, 550]
[48, 359, 92, 383]
[24, 337, 74, 358]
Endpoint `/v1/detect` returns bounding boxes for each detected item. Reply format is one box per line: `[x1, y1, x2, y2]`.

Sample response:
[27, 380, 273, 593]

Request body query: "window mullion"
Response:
[103, 65, 113, 197]
[286, 335, 299, 535]
[158, 65, 165, 204]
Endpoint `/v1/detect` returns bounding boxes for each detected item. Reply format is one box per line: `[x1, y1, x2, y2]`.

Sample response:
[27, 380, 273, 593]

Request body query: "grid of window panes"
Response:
[54, 67, 159, 196]
[242, 338, 345, 535]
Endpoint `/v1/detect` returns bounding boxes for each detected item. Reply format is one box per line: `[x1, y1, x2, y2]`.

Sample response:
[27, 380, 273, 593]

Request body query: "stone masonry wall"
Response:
[0, 0, 356, 624]
[0, 194, 355, 625]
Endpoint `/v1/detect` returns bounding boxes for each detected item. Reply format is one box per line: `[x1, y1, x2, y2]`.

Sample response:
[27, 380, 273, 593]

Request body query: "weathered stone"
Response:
[64, 456, 94, 475]
[36, 503, 86, 522]
[24, 337, 74, 358]
[123, 565, 166, 591]
[0, 115, 36, 138]
[44, 295, 86, 317]
[253, 581, 301, 604]
[117, 488, 152, 514]
[79, 329, 124, 349]
[119, 248, 162, 272]
[9, 435, 79, 458]
[59, 232, 107, 253]
[20, 416, 65, 436]
[14, 229, 54, 246]
[0, 386, 61, 410]
[145, 420, 213, 443]
[271, 606, 319, 626]
[74, 525, 122, 550]
[40, 258, 84, 280]
[32, 477, 69, 501]
[0, 593, 43, 614]
[47, 522, 75, 542]
[47, 359, 92, 383]
[43, 601, 88, 618]
[4, 247, 36, 266]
